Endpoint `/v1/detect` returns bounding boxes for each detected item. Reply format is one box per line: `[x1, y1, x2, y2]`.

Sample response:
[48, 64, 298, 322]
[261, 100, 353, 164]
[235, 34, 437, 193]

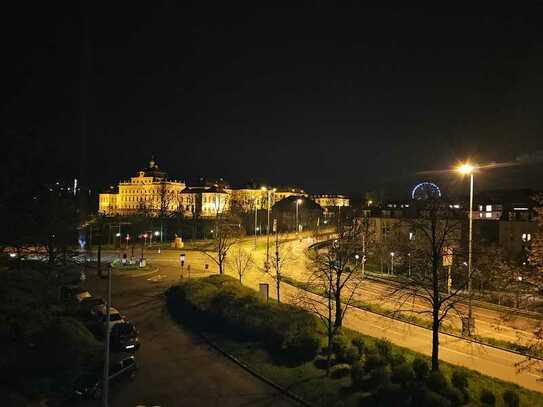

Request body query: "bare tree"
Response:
[528, 194, 543, 278]
[387, 198, 466, 371]
[199, 212, 244, 274]
[230, 246, 253, 283]
[294, 223, 364, 374]
[269, 230, 297, 303]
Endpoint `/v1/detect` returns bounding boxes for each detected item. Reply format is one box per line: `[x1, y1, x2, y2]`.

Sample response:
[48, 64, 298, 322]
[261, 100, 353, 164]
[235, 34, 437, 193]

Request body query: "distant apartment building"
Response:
[362, 189, 539, 259]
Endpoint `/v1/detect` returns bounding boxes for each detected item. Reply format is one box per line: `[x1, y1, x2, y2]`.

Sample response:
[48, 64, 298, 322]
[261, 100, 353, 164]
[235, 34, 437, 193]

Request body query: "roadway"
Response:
[95, 234, 543, 393]
[79, 261, 300, 407]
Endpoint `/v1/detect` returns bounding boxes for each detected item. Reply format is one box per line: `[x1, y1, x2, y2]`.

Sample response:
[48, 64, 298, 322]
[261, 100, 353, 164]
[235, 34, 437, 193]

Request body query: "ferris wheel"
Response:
[411, 182, 442, 200]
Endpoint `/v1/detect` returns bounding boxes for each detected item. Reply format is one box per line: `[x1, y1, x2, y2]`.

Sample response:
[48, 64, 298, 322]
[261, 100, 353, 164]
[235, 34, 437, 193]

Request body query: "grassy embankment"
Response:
[166, 275, 542, 407]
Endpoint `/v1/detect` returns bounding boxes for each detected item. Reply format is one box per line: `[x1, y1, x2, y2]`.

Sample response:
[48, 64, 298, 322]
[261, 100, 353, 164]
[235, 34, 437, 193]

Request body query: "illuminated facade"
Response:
[179, 186, 230, 218]
[98, 160, 348, 220]
[312, 194, 350, 209]
[228, 187, 267, 211]
[274, 187, 308, 202]
[98, 159, 185, 216]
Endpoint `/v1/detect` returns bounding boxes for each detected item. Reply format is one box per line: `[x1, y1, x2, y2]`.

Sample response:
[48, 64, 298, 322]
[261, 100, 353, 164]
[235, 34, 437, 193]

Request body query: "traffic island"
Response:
[110, 258, 158, 276]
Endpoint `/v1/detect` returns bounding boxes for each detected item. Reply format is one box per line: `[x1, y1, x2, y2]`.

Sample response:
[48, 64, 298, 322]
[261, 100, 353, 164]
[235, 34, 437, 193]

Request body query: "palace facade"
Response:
[99, 159, 349, 218]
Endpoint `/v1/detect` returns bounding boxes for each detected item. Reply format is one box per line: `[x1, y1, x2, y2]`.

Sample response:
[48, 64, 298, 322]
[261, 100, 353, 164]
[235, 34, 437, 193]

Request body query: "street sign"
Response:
[442, 247, 453, 267]
[259, 283, 269, 303]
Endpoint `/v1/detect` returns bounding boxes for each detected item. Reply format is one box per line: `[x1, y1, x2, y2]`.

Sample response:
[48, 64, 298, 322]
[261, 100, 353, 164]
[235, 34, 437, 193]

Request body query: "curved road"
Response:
[95, 235, 543, 393]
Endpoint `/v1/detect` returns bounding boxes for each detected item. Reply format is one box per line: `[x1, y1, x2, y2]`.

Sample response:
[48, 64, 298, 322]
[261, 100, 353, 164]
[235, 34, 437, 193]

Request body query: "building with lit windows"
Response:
[274, 187, 308, 202]
[179, 186, 230, 218]
[98, 159, 185, 216]
[361, 188, 539, 259]
[311, 194, 350, 217]
[228, 185, 267, 212]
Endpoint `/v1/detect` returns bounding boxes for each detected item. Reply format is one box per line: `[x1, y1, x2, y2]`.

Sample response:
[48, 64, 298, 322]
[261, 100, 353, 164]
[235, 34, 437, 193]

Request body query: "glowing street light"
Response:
[456, 161, 477, 335]
[261, 186, 276, 268]
[390, 252, 395, 274]
[295, 198, 303, 233]
[457, 163, 475, 175]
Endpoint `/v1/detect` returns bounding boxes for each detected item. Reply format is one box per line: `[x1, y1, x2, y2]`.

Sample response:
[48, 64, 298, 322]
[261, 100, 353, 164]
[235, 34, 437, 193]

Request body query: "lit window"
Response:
[522, 233, 531, 242]
[486, 205, 492, 212]
[479, 205, 483, 211]
[409, 232, 415, 241]
[485, 212, 492, 218]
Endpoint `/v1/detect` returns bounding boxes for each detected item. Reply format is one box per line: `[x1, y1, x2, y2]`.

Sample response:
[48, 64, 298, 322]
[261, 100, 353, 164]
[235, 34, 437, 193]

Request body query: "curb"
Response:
[364, 272, 542, 320]
[308, 240, 542, 320]
[284, 280, 543, 362]
[113, 267, 160, 278]
[198, 332, 313, 407]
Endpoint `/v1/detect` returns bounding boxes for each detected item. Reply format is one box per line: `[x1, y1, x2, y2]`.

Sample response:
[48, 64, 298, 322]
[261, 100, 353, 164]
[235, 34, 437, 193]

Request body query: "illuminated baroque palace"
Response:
[99, 159, 350, 218]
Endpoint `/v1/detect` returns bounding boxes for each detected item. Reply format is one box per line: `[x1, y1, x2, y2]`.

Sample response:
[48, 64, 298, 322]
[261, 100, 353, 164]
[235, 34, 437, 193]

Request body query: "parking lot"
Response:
[75, 268, 298, 407]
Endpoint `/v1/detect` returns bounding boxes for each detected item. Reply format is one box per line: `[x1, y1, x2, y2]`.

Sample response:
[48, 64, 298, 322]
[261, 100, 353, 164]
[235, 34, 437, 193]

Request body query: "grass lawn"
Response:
[209, 328, 543, 407]
[166, 275, 543, 407]
[282, 275, 543, 360]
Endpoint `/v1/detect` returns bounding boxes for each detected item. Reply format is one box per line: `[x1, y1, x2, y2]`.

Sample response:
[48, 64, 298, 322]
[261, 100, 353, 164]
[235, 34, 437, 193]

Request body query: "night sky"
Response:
[3, 3, 543, 200]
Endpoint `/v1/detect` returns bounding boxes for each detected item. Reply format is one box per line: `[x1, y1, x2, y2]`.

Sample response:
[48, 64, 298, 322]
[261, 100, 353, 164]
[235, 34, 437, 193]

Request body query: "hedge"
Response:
[165, 275, 321, 363]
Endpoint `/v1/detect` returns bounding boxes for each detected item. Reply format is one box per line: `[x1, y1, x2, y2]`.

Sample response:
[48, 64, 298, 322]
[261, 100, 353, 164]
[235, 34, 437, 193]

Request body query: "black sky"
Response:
[3, 3, 543, 199]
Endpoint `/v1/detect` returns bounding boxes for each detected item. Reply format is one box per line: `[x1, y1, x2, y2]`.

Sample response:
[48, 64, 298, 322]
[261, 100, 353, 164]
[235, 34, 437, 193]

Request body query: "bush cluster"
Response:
[348, 339, 515, 407]
[165, 275, 320, 363]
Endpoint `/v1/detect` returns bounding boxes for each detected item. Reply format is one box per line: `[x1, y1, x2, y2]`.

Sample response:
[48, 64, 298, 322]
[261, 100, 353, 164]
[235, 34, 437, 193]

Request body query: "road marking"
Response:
[147, 274, 166, 282]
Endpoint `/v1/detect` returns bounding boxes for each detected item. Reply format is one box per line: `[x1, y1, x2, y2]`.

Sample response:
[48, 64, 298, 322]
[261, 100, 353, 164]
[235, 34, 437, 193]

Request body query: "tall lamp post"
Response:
[254, 199, 258, 249]
[261, 187, 275, 269]
[457, 162, 476, 335]
[295, 198, 302, 233]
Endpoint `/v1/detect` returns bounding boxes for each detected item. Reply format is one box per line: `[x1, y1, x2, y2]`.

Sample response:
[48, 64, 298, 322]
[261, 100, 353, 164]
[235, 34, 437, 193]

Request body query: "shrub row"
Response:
[165, 275, 321, 363]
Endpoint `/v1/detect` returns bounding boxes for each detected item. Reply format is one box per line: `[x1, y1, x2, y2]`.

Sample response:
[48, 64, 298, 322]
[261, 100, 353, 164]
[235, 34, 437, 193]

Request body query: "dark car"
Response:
[74, 356, 138, 399]
[79, 296, 105, 318]
[60, 285, 90, 304]
[110, 322, 140, 352]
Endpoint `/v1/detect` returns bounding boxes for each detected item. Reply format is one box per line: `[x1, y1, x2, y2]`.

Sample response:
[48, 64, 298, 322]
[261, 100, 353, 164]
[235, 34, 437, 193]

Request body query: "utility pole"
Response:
[97, 228, 102, 278]
[254, 200, 258, 249]
[274, 219, 280, 303]
[102, 264, 112, 407]
[467, 172, 474, 334]
[361, 228, 365, 277]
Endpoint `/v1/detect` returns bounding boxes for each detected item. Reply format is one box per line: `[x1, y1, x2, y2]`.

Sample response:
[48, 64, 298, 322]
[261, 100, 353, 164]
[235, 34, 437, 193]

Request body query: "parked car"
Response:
[79, 296, 105, 318]
[92, 305, 125, 331]
[73, 356, 138, 399]
[110, 322, 140, 352]
[60, 285, 90, 305]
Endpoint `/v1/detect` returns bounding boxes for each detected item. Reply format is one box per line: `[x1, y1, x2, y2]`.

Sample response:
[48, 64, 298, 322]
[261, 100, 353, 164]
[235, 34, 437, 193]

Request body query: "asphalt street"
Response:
[91, 234, 543, 393]
[79, 267, 300, 407]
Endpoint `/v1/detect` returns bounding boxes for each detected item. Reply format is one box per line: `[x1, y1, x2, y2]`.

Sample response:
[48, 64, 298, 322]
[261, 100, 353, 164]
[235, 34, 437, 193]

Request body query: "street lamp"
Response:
[261, 186, 275, 269]
[254, 198, 258, 249]
[295, 198, 303, 233]
[456, 161, 476, 334]
[390, 252, 395, 274]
